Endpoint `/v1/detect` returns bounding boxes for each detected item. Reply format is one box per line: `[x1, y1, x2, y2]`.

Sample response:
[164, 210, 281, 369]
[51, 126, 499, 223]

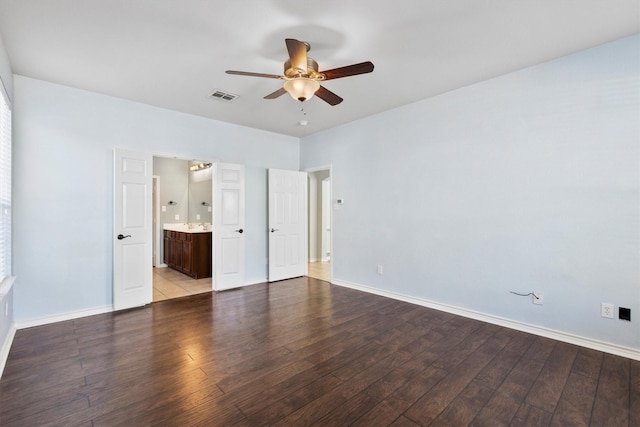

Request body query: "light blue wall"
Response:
[300, 35, 640, 350]
[12, 76, 298, 322]
[0, 29, 12, 103]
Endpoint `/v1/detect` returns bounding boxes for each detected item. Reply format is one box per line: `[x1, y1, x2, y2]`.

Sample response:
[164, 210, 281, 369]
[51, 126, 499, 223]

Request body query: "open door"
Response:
[213, 163, 245, 291]
[113, 148, 152, 310]
[268, 168, 307, 282]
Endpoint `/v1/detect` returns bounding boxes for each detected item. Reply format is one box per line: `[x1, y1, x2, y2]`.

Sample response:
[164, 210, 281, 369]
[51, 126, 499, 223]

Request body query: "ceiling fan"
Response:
[226, 38, 374, 106]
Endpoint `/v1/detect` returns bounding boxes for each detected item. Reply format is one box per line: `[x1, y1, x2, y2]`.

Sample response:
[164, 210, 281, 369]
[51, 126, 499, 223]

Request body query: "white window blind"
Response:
[0, 90, 11, 283]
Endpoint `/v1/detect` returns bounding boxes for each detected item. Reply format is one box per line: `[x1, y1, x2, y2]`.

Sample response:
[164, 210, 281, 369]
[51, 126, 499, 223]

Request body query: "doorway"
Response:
[114, 150, 246, 311]
[306, 167, 331, 282]
[151, 156, 214, 301]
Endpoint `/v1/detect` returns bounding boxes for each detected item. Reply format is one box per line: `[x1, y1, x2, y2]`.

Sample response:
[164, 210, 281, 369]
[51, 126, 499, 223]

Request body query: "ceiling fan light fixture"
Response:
[226, 38, 373, 105]
[283, 78, 320, 102]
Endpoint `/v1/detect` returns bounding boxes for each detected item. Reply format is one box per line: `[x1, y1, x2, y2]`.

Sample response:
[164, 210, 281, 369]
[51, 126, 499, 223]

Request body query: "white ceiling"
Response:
[0, 1, 637, 137]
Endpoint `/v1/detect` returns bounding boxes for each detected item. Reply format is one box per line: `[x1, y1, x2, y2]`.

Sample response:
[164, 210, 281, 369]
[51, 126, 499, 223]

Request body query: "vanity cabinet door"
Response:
[164, 231, 173, 267]
[191, 233, 212, 279]
[174, 232, 185, 271]
[181, 235, 193, 275]
[163, 231, 169, 265]
[170, 233, 179, 268]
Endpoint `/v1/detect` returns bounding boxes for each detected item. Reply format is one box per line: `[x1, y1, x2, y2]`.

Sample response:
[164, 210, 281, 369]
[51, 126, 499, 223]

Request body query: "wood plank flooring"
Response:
[154, 261, 327, 303]
[1, 277, 638, 426]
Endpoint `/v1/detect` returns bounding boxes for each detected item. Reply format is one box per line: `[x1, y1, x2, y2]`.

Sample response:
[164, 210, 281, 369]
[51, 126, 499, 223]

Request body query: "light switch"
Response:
[196, 214, 201, 220]
[174, 214, 179, 220]
[161, 206, 166, 212]
[208, 207, 212, 212]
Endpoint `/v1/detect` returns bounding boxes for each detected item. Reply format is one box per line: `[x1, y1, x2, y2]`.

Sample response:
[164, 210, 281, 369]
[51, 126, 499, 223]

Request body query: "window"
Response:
[0, 89, 11, 283]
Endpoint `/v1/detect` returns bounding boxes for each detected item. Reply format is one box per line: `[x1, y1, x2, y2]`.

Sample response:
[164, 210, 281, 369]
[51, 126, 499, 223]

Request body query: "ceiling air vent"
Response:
[209, 89, 239, 102]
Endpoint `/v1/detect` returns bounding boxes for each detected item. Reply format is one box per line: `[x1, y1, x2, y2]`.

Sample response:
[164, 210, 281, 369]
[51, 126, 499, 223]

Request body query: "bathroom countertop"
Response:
[163, 223, 212, 233]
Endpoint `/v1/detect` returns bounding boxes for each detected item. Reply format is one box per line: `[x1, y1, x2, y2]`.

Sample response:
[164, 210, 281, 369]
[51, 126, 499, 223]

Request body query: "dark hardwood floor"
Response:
[1, 277, 638, 426]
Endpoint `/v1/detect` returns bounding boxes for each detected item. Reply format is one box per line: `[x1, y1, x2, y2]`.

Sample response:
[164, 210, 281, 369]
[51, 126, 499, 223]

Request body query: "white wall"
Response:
[300, 35, 640, 352]
[12, 76, 299, 322]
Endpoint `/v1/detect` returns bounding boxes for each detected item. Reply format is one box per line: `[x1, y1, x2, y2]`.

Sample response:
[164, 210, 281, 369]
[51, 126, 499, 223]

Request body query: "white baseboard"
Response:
[309, 258, 321, 263]
[0, 323, 16, 379]
[214, 278, 267, 291]
[15, 305, 114, 330]
[332, 279, 640, 362]
[15, 280, 271, 328]
[242, 278, 268, 287]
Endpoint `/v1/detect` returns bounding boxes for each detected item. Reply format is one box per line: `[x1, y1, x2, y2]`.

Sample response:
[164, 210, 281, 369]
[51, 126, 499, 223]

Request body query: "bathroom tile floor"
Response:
[153, 267, 212, 302]
[307, 260, 330, 282]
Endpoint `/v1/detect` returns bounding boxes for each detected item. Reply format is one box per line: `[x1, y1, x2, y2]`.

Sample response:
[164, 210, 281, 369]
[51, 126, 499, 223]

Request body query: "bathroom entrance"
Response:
[151, 156, 213, 301]
[113, 149, 245, 310]
[150, 156, 246, 301]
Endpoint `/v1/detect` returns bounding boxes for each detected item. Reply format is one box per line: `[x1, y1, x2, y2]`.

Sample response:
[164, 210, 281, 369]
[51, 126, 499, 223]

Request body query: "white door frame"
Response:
[303, 165, 333, 282]
[321, 176, 331, 262]
[152, 175, 163, 267]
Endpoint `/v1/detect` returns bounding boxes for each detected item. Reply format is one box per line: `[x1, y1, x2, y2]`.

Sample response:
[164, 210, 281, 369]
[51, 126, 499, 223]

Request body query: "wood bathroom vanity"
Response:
[163, 229, 212, 279]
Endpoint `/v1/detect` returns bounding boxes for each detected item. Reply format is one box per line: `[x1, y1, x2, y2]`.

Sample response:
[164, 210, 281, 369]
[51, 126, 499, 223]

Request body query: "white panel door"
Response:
[268, 169, 307, 282]
[214, 163, 245, 291]
[113, 148, 152, 310]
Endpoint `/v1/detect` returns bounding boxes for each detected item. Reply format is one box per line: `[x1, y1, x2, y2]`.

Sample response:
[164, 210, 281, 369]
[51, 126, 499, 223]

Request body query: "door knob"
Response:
[117, 234, 131, 240]
[270, 228, 279, 232]
[235, 229, 244, 234]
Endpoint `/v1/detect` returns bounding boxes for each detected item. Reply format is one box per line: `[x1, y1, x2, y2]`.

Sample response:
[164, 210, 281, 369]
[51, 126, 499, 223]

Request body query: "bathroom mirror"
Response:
[153, 157, 213, 226]
[188, 162, 213, 223]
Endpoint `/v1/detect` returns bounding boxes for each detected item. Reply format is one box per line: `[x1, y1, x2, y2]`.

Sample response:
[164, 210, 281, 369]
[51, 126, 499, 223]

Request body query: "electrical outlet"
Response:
[532, 292, 543, 305]
[601, 303, 614, 319]
[376, 265, 383, 275]
[619, 307, 631, 321]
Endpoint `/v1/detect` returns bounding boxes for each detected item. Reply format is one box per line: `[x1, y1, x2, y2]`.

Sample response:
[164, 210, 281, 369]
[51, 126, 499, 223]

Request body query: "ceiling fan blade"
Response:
[264, 87, 287, 99]
[320, 61, 374, 80]
[285, 38, 308, 73]
[226, 70, 283, 79]
[315, 85, 343, 106]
